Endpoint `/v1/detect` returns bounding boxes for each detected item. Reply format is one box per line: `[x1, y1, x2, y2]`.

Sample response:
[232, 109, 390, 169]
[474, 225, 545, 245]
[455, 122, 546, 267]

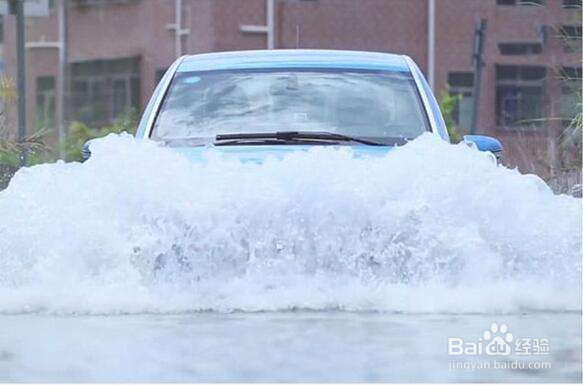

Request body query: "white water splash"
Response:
[0, 133, 580, 314]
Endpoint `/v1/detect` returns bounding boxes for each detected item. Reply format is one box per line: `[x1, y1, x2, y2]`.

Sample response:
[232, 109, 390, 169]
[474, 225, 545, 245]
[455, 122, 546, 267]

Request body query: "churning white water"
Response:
[0, 133, 579, 315]
[0, 133, 581, 381]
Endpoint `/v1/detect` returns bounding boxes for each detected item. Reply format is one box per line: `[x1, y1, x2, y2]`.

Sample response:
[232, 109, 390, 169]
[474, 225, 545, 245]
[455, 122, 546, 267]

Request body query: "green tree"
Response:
[0, 76, 52, 189]
[438, 92, 462, 143]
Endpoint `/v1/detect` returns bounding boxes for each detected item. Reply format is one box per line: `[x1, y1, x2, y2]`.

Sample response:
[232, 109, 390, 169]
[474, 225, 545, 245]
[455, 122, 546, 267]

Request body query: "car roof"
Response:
[177, 49, 411, 73]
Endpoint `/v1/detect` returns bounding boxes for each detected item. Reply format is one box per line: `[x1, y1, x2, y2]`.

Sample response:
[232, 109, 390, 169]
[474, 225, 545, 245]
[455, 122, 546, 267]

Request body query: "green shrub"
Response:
[438, 92, 462, 143]
[63, 109, 138, 162]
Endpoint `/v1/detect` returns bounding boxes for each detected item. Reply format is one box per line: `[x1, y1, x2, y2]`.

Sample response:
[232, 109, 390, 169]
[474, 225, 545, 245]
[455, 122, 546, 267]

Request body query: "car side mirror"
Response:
[81, 139, 95, 162]
[463, 135, 503, 163]
[463, 135, 502, 152]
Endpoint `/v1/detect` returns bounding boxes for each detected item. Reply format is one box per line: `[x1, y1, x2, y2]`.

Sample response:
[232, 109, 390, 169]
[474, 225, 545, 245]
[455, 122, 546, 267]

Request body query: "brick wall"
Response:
[1, 0, 580, 178]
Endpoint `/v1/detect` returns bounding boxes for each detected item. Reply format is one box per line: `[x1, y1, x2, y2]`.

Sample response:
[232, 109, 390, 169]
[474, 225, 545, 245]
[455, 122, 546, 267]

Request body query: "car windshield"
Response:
[152, 68, 430, 143]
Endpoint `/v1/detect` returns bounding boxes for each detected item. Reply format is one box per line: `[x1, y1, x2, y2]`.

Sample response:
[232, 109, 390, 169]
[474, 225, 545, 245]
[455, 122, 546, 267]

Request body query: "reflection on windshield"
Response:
[153, 69, 429, 141]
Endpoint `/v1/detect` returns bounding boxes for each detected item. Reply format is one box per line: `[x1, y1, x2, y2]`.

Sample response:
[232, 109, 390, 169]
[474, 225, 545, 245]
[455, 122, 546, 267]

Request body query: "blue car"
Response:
[90, 50, 502, 161]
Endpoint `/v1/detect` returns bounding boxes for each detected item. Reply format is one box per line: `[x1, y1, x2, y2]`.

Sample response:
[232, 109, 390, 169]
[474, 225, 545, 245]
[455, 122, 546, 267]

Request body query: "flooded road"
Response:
[0, 312, 579, 382]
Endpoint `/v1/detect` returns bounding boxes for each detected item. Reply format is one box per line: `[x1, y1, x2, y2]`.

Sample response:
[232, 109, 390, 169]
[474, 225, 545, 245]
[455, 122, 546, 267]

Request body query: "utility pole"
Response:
[427, 0, 436, 90]
[470, 19, 487, 135]
[266, 0, 274, 49]
[8, 0, 27, 166]
[56, 0, 68, 160]
[25, 0, 67, 159]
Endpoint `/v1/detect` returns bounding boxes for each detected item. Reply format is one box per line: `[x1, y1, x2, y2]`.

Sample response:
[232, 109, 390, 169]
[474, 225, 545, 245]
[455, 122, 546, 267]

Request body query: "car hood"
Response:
[167, 144, 396, 164]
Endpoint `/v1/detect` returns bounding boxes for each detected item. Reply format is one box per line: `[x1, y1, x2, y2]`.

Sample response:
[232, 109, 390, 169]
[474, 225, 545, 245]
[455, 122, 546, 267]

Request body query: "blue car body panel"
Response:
[170, 144, 396, 165]
[463, 135, 503, 153]
[176, 50, 411, 73]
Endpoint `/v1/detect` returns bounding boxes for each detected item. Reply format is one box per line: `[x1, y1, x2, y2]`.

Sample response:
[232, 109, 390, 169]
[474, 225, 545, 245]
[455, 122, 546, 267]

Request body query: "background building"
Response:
[1, 0, 582, 184]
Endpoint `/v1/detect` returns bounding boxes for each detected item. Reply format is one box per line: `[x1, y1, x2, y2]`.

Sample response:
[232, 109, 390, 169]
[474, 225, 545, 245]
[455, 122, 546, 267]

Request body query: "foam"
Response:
[0, 133, 580, 314]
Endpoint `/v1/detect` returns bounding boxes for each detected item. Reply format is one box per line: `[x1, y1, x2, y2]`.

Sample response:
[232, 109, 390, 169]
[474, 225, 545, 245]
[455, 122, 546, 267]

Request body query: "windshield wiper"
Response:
[214, 131, 386, 146]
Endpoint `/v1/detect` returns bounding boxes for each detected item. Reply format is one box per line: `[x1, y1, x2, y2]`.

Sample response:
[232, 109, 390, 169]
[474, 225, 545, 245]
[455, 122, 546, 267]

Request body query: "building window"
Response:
[36, 76, 55, 130]
[498, 42, 542, 55]
[559, 25, 582, 52]
[562, 0, 582, 9]
[518, 0, 545, 5]
[559, 66, 582, 122]
[447, 72, 474, 131]
[496, 0, 546, 5]
[74, 0, 139, 6]
[70, 57, 140, 127]
[496, 65, 546, 128]
[559, 66, 583, 80]
[155, 68, 169, 84]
